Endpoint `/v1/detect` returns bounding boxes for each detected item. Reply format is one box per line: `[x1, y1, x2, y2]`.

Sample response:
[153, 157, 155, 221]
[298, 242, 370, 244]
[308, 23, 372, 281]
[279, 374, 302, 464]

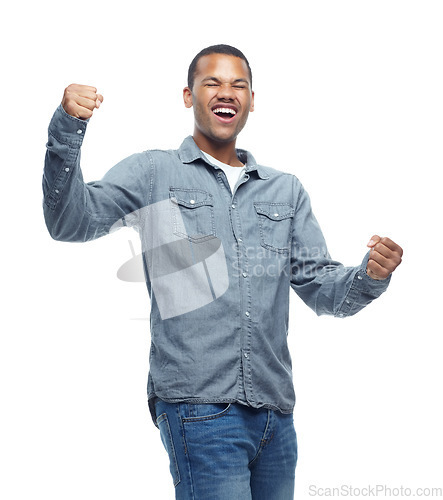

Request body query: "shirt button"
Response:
[238, 238, 243, 242]
[231, 204, 236, 209]
[54, 189, 59, 194]
[274, 213, 279, 217]
[190, 199, 195, 205]
[64, 167, 70, 172]
[357, 275, 363, 280]
[244, 352, 249, 359]
[245, 311, 250, 317]
[242, 272, 248, 278]
[77, 129, 83, 134]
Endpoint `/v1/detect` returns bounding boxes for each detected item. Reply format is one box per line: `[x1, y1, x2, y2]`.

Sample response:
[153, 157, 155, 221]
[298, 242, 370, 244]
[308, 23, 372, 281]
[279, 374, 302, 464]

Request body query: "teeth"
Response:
[213, 107, 237, 115]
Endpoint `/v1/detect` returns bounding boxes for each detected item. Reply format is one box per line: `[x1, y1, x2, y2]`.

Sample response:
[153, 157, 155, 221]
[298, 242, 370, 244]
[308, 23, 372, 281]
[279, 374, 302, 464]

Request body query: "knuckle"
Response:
[371, 250, 382, 262]
[373, 243, 382, 253]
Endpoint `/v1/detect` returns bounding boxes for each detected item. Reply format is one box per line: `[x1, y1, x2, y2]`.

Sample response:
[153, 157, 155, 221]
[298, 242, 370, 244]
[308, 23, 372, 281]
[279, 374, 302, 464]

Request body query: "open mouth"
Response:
[212, 106, 237, 122]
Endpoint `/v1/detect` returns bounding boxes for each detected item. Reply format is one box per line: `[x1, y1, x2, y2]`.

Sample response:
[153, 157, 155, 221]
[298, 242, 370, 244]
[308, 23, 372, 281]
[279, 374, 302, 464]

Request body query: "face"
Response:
[183, 54, 255, 148]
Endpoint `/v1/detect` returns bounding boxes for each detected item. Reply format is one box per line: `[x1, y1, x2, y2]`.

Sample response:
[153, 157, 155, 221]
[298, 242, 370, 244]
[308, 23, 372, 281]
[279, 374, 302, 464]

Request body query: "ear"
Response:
[183, 87, 193, 108]
[250, 90, 255, 112]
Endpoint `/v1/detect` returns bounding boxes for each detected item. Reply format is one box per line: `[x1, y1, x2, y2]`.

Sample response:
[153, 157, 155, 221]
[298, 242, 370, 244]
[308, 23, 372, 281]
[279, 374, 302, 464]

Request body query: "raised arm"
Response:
[43, 85, 151, 242]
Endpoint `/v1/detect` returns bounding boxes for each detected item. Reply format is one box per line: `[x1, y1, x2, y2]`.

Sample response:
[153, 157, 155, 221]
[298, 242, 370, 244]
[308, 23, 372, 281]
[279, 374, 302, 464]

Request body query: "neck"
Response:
[192, 133, 243, 167]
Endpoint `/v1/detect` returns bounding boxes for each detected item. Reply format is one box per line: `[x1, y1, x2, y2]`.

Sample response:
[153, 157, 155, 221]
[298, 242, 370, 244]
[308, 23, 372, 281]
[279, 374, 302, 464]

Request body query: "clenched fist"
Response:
[61, 84, 103, 120]
[366, 235, 403, 280]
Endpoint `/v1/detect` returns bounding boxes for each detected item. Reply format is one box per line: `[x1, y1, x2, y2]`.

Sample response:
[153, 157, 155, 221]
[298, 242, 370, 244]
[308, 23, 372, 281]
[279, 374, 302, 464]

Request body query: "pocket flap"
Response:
[170, 187, 213, 208]
[254, 202, 294, 221]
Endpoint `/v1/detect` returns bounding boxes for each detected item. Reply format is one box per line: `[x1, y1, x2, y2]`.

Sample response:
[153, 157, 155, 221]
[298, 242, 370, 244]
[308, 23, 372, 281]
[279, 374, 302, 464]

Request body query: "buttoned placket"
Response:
[215, 166, 256, 405]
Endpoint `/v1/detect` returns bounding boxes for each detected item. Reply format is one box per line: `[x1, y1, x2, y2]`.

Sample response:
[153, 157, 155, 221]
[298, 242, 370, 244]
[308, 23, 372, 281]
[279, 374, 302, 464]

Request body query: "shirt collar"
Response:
[178, 136, 270, 180]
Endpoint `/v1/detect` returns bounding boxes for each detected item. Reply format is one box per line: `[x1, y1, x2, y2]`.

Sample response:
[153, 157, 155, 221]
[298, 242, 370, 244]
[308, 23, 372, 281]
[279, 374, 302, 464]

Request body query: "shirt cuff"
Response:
[48, 104, 89, 147]
[335, 251, 391, 318]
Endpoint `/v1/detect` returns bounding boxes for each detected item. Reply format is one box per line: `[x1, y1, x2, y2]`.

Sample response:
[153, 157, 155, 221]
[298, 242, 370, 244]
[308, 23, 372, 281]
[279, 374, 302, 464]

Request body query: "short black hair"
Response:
[187, 44, 252, 90]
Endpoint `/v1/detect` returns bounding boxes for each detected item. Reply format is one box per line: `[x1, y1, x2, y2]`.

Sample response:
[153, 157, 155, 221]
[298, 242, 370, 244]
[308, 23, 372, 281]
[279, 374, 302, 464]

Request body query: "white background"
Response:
[1, 0, 442, 498]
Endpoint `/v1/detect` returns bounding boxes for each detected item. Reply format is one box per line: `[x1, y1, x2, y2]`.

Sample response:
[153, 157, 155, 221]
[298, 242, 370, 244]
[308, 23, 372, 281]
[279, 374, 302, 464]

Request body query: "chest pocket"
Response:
[169, 187, 216, 243]
[254, 202, 294, 254]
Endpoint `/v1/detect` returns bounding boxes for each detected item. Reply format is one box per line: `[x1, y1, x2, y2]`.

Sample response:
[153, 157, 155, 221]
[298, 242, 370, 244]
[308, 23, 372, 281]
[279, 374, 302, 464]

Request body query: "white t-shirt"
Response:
[201, 151, 245, 192]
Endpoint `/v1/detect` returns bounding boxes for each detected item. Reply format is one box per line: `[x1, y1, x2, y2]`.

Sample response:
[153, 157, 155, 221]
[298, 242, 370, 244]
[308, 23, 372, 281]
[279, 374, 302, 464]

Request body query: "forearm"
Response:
[292, 251, 390, 317]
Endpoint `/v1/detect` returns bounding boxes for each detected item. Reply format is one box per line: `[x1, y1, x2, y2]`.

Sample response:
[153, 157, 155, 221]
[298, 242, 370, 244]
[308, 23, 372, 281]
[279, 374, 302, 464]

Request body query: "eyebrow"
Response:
[201, 76, 250, 86]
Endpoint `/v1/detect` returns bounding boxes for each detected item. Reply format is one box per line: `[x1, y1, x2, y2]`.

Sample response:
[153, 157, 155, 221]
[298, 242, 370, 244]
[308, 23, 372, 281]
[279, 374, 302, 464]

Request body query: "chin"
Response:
[210, 131, 238, 144]
[213, 136, 236, 144]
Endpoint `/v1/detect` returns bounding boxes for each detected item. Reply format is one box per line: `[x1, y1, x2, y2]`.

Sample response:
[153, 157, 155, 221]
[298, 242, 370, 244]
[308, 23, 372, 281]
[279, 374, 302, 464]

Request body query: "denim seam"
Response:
[248, 409, 273, 467]
[145, 150, 155, 207]
[156, 412, 181, 487]
[178, 404, 196, 499]
[234, 225, 245, 400]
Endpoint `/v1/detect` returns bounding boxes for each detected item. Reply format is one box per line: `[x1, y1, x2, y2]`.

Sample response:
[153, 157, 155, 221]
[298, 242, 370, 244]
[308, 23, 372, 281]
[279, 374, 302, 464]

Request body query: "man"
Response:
[43, 44, 403, 499]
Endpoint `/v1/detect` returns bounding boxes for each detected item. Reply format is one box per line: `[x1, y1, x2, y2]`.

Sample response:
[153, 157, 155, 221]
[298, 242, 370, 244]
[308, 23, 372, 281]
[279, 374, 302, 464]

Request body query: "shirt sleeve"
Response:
[290, 180, 390, 317]
[42, 105, 152, 242]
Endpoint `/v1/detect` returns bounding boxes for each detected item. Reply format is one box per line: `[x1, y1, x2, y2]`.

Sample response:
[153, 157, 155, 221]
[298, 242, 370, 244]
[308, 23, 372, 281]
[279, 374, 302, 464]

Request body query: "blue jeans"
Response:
[154, 400, 298, 499]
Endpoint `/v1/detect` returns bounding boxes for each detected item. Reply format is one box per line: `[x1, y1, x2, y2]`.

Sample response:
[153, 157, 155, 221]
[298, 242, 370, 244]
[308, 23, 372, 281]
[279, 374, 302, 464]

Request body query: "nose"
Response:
[217, 83, 235, 100]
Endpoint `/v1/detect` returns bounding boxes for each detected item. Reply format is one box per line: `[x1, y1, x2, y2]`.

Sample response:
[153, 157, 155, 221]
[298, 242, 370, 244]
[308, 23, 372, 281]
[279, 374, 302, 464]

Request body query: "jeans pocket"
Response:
[254, 202, 294, 254]
[156, 412, 181, 487]
[182, 402, 232, 422]
[170, 187, 216, 243]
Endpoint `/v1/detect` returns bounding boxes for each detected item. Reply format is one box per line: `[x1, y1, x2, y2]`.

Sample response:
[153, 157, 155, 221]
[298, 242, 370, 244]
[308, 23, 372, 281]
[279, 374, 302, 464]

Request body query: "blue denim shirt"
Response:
[43, 105, 391, 425]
